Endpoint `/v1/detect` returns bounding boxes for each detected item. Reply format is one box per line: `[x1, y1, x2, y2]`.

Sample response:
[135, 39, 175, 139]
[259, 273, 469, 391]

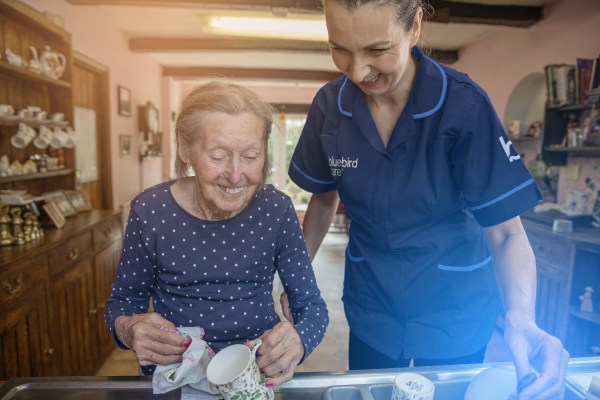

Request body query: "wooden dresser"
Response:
[0, 210, 122, 379]
[523, 217, 600, 357]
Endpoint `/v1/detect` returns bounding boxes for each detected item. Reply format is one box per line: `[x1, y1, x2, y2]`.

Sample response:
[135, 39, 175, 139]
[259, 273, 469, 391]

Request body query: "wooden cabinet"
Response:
[523, 218, 600, 356]
[0, 210, 122, 380]
[0, 0, 75, 194]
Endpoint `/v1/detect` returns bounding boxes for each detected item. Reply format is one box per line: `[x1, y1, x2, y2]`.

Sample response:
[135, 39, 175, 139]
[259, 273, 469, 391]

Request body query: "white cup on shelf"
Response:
[33, 125, 53, 149]
[50, 127, 69, 149]
[10, 123, 36, 149]
[64, 127, 76, 149]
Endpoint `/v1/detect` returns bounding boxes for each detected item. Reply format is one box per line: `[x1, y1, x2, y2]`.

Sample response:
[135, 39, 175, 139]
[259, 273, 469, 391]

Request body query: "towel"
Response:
[152, 326, 220, 399]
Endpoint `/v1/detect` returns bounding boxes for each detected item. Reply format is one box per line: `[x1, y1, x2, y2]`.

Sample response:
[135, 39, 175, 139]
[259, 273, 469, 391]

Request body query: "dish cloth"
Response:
[152, 326, 220, 399]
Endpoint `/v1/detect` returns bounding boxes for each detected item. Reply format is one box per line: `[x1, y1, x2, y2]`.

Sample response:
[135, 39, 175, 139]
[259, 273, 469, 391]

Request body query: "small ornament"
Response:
[579, 286, 594, 312]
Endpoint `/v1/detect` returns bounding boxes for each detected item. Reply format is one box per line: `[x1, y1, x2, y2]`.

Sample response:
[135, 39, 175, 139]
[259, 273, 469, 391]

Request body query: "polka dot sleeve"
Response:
[275, 200, 329, 362]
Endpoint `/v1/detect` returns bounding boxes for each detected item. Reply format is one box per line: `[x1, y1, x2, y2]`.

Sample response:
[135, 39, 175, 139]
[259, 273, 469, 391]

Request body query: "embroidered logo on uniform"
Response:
[328, 156, 358, 177]
[499, 136, 521, 163]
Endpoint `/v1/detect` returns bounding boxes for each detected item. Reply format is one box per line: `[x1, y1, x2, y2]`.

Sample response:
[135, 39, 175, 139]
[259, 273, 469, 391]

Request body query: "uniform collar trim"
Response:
[336, 47, 447, 119]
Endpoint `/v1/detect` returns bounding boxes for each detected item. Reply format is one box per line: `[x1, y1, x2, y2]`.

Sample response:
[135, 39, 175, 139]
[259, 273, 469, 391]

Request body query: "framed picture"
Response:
[42, 190, 77, 217]
[64, 189, 92, 212]
[119, 134, 132, 158]
[43, 202, 66, 229]
[118, 85, 131, 117]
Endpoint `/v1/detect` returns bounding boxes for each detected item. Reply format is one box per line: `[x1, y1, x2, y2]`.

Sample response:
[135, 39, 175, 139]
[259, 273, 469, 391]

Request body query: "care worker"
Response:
[287, 0, 569, 398]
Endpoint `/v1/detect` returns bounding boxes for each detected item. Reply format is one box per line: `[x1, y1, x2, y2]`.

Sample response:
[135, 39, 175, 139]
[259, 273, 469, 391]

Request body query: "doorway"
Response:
[72, 51, 113, 210]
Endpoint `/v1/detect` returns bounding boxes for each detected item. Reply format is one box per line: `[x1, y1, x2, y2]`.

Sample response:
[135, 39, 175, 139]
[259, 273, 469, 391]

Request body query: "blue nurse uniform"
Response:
[289, 46, 542, 360]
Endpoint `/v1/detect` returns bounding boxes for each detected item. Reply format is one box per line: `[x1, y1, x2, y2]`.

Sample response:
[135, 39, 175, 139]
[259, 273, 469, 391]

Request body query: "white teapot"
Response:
[40, 45, 66, 80]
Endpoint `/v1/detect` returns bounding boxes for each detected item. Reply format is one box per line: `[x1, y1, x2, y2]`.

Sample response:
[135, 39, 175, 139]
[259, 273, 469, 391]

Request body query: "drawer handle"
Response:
[66, 248, 79, 261]
[103, 229, 113, 238]
[2, 276, 22, 294]
[44, 348, 55, 356]
[89, 308, 98, 315]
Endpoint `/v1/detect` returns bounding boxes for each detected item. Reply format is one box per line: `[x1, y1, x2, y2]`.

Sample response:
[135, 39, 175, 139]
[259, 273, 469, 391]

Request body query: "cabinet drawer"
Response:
[0, 254, 47, 312]
[93, 216, 122, 251]
[528, 233, 574, 267]
[47, 232, 93, 276]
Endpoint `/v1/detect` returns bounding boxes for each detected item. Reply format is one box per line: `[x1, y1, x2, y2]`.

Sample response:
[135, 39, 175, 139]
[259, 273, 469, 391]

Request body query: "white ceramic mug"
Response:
[33, 125, 53, 149]
[207, 339, 273, 400]
[0, 104, 14, 116]
[50, 127, 69, 149]
[64, 127, 76, 149]
[11, 123, 36, 149]
[392, 372, 435, 400]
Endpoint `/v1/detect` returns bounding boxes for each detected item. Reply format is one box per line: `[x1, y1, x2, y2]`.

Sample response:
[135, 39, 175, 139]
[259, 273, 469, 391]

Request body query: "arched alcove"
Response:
[504, 72, 546, 163]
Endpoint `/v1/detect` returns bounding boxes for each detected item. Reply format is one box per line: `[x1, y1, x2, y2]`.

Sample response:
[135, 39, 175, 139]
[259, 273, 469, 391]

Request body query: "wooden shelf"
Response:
[571, 307, 600, 326]
[546, 145, 600, 154]
[0, 116, 69, 128]
[547, 103, 595, 112]
[0, 168, 73, 183]
[513, 136, 540, 142]
[0, 62, 70, 89]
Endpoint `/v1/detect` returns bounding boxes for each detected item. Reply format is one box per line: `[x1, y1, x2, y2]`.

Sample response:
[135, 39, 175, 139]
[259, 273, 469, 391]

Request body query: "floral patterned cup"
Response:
[207, 339, 273, 400]
[392, 372, 435, 400]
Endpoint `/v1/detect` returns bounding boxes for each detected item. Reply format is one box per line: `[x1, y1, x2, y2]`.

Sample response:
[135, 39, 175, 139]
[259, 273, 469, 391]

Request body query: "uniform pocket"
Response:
[436, 255, 498, 317]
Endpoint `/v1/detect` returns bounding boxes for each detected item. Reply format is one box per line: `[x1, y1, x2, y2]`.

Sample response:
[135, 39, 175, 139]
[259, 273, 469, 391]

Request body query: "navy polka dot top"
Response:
[105, 181, 329, 363]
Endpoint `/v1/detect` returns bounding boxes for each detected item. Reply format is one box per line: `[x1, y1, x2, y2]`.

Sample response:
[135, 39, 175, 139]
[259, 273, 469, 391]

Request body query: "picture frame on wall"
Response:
[64, 189, 92, 212]
[119, 133, 132, 158]
[42, 190, 77, 217]
[118, 85, 131, 117]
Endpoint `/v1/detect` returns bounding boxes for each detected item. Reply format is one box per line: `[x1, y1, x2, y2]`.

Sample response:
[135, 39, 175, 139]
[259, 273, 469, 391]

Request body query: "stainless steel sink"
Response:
[0, 358, 598, 400]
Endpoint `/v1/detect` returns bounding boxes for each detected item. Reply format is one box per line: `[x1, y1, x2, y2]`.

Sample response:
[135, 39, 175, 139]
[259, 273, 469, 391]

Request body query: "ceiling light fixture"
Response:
[209, 16, 327, 41]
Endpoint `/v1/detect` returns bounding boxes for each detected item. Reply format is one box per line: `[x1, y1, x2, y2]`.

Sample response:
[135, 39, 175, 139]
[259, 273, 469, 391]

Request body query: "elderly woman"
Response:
[105, 81, 329, 387]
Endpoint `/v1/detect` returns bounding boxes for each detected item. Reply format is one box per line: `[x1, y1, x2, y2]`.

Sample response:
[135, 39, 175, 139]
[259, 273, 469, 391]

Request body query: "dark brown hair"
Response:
[322, 0, 431, 32]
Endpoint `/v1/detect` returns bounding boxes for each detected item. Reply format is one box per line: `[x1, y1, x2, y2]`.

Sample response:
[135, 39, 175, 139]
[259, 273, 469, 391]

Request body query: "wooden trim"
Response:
[73, 51, 108, 74]
[163, 66, 342, 81]
[0, 0, 71, 43]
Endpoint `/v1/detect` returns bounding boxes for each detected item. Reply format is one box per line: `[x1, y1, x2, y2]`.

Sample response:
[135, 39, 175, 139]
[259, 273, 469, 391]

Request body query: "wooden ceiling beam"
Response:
[67, 0, 542, 27]
[162, 66, 342, 81]
[131, 37, 458, 64]
[130, 37, 329, 53]
[65, 0, 322, 14]
[428, 0, 542, 27]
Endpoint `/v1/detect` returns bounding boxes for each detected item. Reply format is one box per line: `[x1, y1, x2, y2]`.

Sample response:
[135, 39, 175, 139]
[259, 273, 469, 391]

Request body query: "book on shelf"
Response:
[545, 64, 576, 107]
[576, 58, 594, 104]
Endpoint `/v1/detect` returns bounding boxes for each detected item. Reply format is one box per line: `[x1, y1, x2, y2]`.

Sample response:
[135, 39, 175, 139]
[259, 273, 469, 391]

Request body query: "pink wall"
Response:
[452, 0, 600, 119]
[23, 0, 164, 210]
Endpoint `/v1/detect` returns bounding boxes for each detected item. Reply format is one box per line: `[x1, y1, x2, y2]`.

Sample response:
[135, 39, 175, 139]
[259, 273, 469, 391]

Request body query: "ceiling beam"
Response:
[131, 37, 458, 64]
[65, 0, 322, 14]
[130, 37, 329, 53]
[429, 0, 542, 27]
[66, 0, 542, 27]
[162, 66, 342, 82]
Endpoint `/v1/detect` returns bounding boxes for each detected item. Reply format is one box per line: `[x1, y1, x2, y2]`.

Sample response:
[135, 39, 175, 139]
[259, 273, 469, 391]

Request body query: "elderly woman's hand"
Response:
[255, 321, 304, 386]
[115, 313, 190, 366]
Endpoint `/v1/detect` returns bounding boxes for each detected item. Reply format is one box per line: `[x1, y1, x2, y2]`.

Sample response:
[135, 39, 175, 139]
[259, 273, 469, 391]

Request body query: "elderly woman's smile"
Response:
[179, 111, 266, 221]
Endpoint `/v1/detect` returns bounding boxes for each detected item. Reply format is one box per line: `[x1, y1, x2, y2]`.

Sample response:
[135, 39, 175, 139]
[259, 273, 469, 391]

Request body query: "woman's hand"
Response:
[504, 312, 569, 399]
[255, 321, 304, 386]
[114, 313, 190, 366]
